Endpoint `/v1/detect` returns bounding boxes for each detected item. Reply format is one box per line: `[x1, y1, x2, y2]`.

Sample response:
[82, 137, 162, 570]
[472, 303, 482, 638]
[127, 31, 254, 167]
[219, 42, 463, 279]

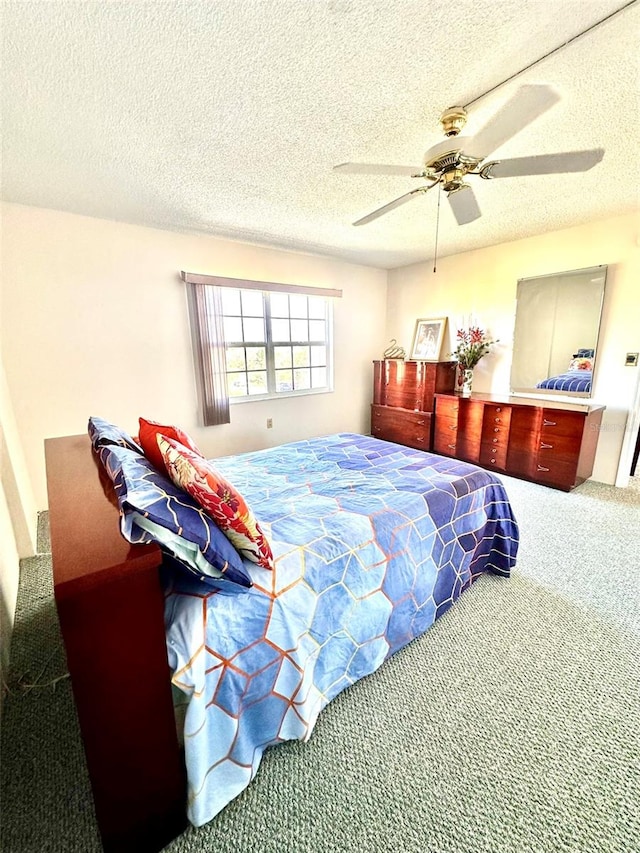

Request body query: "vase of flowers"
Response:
[459, 367, 474, 395]
[451, 325, 497, 396]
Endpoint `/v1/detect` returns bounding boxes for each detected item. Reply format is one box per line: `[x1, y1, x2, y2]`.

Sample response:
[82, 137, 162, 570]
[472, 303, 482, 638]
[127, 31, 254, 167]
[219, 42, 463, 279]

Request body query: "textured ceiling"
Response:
[2, 0, 639, 269]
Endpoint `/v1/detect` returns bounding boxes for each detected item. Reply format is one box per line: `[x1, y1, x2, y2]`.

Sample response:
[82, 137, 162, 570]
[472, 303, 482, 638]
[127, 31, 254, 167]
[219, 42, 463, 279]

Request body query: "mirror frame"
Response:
[510, 265, 607, 400]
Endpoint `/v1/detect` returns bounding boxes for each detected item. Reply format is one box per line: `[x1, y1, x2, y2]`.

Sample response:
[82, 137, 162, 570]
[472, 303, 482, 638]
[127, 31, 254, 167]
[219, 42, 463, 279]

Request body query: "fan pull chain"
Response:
[433, 186, 441, 273]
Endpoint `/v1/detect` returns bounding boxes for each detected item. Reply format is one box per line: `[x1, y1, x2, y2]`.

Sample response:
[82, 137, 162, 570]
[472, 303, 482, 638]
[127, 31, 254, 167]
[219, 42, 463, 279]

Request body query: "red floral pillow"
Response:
[568, 357, 593, 372]
[158, 435, 274, 570]
[138, 417, 201, 475]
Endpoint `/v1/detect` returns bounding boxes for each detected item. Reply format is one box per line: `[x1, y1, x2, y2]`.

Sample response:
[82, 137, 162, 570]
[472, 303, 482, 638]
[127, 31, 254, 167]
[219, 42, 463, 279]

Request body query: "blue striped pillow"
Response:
[97, 443, 252, 590]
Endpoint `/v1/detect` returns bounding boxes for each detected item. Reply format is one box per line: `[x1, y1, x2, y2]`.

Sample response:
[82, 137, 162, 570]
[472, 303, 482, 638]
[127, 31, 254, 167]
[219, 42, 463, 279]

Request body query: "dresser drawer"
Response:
[371, 404, 399, 430]
[483, 404, 512, 423]
[481, 421, 510, 448]
[483, 432, 509, 453]
[371, 405, 432, 449]
[479, 441, 508, 470]
[481, 405, 511, 443]
[455, 399, 484, 463]
[394, 409, 432, 451]
[436, 416, 459, 436]
[402, 420, 432, 450]
[436, 396, 460, 420]
[400, 411, 431, 429]
[433, 427, 458, 456]
[533, 458, 578, 490]
[537, 431, 583, 463]
[540, 409, 586, 438]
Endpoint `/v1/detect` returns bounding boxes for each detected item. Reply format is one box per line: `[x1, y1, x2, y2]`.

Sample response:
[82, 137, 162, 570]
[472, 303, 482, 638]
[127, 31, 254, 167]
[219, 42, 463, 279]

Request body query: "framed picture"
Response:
[409, 317, 447, 361]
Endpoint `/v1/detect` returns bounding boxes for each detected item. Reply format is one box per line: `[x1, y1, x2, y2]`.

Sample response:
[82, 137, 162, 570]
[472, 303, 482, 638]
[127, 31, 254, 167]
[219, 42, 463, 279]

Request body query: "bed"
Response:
[45, 428, 519, 852]
[536, 370, 593, 393]
[536, 350, 594, 394]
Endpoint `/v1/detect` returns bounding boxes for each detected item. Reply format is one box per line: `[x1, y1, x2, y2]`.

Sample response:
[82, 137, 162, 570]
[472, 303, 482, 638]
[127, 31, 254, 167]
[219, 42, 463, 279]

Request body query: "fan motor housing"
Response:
[439, 106, 467, 136]
[422, 136, 482, 184]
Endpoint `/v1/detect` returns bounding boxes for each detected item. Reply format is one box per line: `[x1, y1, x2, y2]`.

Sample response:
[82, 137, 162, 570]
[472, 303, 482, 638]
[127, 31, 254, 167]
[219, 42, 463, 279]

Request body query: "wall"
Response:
[1, 203, 387, 510]
[387, 212, 640, 485]
[1, 325, 38, 711]
[1, 362, 38, 556]
[0, 476, 20, 712]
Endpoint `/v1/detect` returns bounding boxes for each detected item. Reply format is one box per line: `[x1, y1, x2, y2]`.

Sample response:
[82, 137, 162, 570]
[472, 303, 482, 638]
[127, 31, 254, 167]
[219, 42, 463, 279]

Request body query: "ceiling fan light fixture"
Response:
[442, 169, 468, 192]
[446, 180, 469, 195]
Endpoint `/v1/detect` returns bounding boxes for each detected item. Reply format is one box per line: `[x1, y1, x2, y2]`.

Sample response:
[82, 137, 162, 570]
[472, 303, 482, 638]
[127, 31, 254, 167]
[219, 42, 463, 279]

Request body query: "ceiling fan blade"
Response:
[466, 84, 561, 159]
[353, 186, 430, 226]
[447, 185, 481, 225]
[482, 149, 605, 178]
[334, 162, 423, 177]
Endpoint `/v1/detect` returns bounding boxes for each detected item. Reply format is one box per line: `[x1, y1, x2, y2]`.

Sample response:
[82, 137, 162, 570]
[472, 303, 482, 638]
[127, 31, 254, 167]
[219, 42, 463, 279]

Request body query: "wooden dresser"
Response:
[433, 392, 605, 491]
[371, 360, 456, 451]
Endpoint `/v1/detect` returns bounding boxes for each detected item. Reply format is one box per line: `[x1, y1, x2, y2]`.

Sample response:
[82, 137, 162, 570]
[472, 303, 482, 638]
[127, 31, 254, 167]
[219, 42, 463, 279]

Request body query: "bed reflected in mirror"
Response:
[510, 265, 607, 398]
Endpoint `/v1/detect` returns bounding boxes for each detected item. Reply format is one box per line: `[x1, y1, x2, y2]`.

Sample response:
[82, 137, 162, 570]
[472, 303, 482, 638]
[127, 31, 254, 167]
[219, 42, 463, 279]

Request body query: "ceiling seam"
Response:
[462, 0, 639, 110]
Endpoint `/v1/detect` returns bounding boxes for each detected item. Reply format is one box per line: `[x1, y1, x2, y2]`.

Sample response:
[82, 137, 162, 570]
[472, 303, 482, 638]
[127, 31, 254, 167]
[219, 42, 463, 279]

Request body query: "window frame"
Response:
[183, 272, 342, 426]
[223, 288, 334, 404]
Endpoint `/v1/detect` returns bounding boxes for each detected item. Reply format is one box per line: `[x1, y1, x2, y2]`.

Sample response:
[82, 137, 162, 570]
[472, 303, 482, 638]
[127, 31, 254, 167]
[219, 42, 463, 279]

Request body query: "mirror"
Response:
[510, 265, 607, 398]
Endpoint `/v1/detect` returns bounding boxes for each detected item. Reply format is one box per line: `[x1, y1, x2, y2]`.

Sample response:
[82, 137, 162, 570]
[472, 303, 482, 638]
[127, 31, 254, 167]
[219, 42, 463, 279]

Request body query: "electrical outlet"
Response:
[625, 352, 639, 367]
[266, 418, 273, 429]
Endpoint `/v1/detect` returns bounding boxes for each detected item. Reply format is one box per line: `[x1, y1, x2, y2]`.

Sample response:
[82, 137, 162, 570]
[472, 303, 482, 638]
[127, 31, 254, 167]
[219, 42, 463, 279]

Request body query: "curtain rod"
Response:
[181, 271, 342, 299]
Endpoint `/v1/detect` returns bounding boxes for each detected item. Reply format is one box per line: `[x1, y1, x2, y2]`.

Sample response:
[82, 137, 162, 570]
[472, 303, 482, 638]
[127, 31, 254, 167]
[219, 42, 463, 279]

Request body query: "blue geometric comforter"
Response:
[163, 433, 519, 826]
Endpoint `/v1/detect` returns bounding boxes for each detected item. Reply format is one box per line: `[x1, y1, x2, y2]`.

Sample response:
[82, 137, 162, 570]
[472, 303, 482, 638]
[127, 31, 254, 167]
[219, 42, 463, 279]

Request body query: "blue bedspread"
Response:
[537, 370, 592, 393]
[163, 433, 519, 826]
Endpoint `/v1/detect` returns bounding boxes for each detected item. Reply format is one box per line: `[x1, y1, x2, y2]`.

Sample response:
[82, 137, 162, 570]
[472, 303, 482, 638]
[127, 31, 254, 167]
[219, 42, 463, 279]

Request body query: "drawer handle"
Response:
[496, 407, 501, 413]
[495, 418, 501, 423]
[540, 442, 553, 449]
[490, 459, 497, 464]
[537, 464, 550, 472]
[543, 419, 557, 427]
[449, 425, 457, 431]
[416, 437, 424, 443]
[417, 419, 425, 425]
[448, 443, 455, 449]
[494, 427, 500, 433]
[492, 438, 498, 444]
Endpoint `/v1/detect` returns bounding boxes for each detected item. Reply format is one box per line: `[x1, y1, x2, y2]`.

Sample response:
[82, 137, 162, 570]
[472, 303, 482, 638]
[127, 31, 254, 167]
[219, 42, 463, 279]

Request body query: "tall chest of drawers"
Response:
[433, 393, 605, 491]
[371, 360, 456, 452]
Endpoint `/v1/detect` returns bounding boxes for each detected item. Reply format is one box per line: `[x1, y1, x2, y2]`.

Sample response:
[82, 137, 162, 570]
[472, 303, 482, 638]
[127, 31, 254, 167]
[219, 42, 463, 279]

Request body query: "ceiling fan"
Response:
[334, 84, 604, 227]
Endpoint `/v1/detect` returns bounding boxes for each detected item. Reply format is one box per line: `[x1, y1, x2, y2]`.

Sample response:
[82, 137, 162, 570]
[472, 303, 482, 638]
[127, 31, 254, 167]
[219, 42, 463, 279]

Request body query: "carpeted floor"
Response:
[1, 476, 639, 853]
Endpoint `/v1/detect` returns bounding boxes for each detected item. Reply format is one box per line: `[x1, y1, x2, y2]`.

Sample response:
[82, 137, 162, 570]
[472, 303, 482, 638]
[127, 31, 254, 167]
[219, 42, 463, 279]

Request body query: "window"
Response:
[184, 272, 341, 425]
[222, 288, 332, 400]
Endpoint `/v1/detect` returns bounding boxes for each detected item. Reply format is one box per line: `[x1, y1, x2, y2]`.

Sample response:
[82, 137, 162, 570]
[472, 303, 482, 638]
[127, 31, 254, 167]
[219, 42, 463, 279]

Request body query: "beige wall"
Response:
[1, 326, 38, 701]
[1, 362, 38, 556]
[3, 202, 638, 517]
[387, 213, 640, 485]
[1, 203, 387, 510]
[0, 476, 20, 708]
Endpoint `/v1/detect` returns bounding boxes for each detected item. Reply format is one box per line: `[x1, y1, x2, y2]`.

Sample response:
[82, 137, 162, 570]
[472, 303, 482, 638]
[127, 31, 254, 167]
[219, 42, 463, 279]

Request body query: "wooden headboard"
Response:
[45, 435, 187, 853]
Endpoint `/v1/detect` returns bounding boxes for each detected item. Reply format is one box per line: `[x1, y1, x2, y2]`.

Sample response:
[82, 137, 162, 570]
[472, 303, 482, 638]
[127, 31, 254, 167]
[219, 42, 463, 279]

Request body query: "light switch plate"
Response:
[625, 352, 639, 366]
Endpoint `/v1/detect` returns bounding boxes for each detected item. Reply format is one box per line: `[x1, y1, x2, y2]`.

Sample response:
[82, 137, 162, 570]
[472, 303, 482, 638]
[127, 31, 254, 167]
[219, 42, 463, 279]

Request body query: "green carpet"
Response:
[1, 477, 639, 853]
